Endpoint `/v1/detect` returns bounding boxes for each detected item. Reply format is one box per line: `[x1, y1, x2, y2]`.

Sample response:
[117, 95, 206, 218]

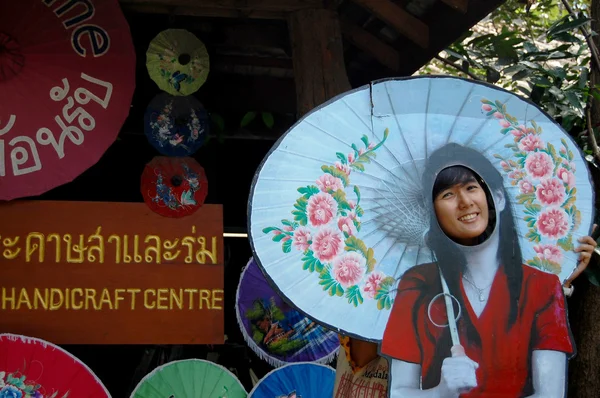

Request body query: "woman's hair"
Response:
[420, 143, 523, 388]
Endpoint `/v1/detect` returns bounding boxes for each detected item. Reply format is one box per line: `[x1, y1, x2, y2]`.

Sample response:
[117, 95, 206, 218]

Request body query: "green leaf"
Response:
[262, 226, 281, 234]
[303, 250, 324, 273]
[261, 112, 274, 129]
[297, 185, 320, 198]
[557, 234, 574, 251]
[292, 196, 308, 225]
[351, 162, 365, 172]
[240, 111, 257, 127]
[345, 285, 364, 307]
[333, 189, 351, 211]
[524, 203, 542, 216]
[548, 15, 591, 38]
[354, 185, 361, 204]
[361, 135, 370, 147]
[282, 239, 292, 253]
[366, 248, 376, 272]
[321, 165, 349, 187]
[336, 152, 347, 164]
[273, 233, 287, 242]
[525, 229, 542, 243]
[516, 193, 535, 204]
[345, 236, 368, 257]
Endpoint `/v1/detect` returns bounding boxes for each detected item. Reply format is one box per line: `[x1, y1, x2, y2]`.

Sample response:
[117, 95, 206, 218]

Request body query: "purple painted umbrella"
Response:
[235, 257, 339, 367]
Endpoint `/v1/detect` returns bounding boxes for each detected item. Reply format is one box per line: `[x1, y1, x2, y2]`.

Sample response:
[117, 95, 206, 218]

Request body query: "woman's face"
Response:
[433, 178, 489, 246]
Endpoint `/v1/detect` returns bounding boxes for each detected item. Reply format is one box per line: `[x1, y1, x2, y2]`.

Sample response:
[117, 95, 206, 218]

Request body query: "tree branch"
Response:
[560, 0, 600, 70]
[434, 55, 483, 81]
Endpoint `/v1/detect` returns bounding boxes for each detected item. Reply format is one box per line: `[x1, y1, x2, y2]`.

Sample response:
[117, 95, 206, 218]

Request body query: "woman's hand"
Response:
[563, 224, 598, 292]
[437, 345, 479, 398]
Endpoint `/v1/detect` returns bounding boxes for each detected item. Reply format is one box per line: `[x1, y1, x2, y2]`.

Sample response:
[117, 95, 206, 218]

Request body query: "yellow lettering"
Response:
[65, 288, 70, 309]
[144, 289, 156, 309]
[199, 289, 211, 309]
[71, 288, 83, 310]
[170, 288, 183, 310]
[85, 288, 98, 310]
[2, 287, 15, 310]
[157, 288, 168, 310]
[114, 289, 125, 310]
[34, 288, 48, 310]
[99, 288, 113, 310]
[50, 288, 64, 310]
[127, 288, 140, 310]
[17, 288, 32, 310]
[211, 289, 224, 310]
[184, 288, 197, 310]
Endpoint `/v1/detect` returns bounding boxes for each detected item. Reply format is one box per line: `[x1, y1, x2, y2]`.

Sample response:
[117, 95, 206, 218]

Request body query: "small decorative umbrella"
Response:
[144, 93, 209, 157]
[0, 333, 111, 397]
[0, 0, 136, 200]
[248, 362, 335, 397]
[141, 156, 208, 218]
[247, 76, 595, 341]
[130, 359, 247, 398]
[236, 257, 339, 367]
[146, 29, 210, 96]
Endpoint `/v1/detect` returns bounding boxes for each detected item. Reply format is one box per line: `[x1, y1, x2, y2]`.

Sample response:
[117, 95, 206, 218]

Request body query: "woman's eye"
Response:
[442, 192, 453, 198]
[467, 184, 479, 190]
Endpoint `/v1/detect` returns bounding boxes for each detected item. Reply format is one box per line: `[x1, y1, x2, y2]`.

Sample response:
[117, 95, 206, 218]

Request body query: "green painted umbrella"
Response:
[131, 359, 248, 398]
[146, 29, 210, 96]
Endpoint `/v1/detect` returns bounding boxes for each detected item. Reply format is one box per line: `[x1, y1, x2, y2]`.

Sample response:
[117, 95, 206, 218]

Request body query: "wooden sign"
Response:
[0, 200, 224, 345]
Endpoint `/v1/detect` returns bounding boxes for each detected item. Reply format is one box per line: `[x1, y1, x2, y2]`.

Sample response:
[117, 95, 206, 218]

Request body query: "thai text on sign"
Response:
[0, 201, 225, 345]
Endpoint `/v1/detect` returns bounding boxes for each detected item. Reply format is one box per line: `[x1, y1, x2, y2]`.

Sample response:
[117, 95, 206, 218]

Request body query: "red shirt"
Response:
[380, 263, 573, 397]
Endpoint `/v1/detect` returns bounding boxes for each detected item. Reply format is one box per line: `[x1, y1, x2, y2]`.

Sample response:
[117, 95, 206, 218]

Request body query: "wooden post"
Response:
[288, 8, 351, 117]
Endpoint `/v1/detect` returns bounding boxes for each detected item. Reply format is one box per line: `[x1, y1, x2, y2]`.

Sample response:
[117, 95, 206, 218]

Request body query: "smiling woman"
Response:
[379, 143, 584, 398]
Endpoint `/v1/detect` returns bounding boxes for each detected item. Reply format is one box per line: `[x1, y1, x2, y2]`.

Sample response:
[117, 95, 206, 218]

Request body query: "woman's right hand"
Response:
[437, 345, 479, 398]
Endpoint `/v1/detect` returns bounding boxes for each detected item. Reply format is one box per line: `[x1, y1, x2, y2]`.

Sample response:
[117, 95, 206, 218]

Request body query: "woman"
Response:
[380, 143, 597, 397]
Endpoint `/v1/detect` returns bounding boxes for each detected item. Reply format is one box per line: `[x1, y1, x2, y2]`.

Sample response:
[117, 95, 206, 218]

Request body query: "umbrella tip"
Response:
[171, 175, 183, 187]
[178, 53, 191, 66]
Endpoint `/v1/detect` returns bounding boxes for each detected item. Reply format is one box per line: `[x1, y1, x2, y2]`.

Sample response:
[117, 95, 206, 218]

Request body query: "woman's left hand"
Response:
[563, 224, 598, 290]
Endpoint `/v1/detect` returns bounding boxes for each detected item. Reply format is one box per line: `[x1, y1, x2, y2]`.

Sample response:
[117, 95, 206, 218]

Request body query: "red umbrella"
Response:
[141, 156, 209, 218]
[0, 0, 136, 200]
[0, 333, 110, 397]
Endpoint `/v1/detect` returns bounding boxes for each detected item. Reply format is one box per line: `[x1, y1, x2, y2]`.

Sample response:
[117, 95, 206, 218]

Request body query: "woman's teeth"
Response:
[458, 213, 477, 221]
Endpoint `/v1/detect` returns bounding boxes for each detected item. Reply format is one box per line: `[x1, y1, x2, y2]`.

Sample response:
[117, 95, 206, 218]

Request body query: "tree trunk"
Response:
[288, 8, 351, 117]
[567, 1, 600, 396]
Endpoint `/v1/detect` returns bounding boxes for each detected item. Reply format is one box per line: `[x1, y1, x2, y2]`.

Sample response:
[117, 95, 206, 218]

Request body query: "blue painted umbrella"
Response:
[144, 92, 209, 156]
[248, 76, 595, 341]
[248, 362, 335, 398]
[235, 257, 339, 367]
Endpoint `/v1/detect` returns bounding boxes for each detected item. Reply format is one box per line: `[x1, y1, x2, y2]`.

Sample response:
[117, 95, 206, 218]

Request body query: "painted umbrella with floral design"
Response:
[247, 76, 594, 341]
[0, 333, 111, 397]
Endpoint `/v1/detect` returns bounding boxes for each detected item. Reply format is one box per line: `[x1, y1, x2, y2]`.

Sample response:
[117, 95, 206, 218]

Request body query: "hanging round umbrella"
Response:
[248, 76, 595, 341]
[0, 0, 136, 200]
[141, 156, 208, 218]
[0, 333, 111, 397]
[248, 362, 335, 397]
[144, 92, 209, 157]
[131, 359, 247, 398]
[146, 29, 210, 96]
[236, 257, 339, 367]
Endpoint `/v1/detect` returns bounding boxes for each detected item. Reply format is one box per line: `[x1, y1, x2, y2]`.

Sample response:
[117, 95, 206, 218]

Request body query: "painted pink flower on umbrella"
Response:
[316, 174, 343, 193]
[307, 192, 337, 226]
[363, 271, 385, 299]
[557, 167, 576, 188]
[333, 252, 366, 288]
[535, 178, 565, 206]
[335, 161, 351, 175]
[293, 227, 312, 251]
[518, 134, 544, 152]
[537, 208, 570, 239]
[519, 179, 535, 194]
[311, 228, 344, 263]
[482, 104, 492, 112]
[337, 216, 356, 236]
[534, 244, 563, 264]
[525, 152, 553, 179]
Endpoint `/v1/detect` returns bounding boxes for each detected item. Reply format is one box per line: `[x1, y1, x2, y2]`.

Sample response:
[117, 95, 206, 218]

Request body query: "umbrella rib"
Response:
[383, 82, 422, 187]
[424, 78, 432, 160]
[445, 83, 475, 144]
[342, 97, 373, 132]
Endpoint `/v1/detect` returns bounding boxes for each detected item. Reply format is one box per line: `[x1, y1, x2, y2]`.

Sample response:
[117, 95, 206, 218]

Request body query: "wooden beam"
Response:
[341, 18, 399, 71]
[119, 0, 325, 12]
[120, 3, 286, 19]
[288, 9, 351, 117]
[350, 0, 429, 48]
[441, 0, 469, 13]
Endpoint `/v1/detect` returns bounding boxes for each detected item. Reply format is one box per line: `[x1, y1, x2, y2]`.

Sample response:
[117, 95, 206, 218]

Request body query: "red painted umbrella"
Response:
[0, 333, 111, 397]
[0, 0, 136, 200]
[141, 156, 209, 218]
